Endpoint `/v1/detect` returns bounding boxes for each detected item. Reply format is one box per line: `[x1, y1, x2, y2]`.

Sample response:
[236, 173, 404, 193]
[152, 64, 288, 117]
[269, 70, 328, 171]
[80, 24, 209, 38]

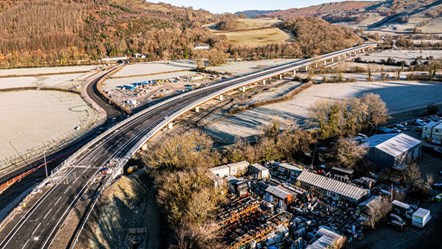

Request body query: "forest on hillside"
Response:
[0, 0, 360, 68]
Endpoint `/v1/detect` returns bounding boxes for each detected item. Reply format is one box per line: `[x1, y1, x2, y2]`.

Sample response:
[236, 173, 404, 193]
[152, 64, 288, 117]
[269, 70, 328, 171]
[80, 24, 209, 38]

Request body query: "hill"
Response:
[267, 1, 377, 19]
[265, 0, 442, 33]
[235, 10, 279, 18]
[0, 0, 219, 68]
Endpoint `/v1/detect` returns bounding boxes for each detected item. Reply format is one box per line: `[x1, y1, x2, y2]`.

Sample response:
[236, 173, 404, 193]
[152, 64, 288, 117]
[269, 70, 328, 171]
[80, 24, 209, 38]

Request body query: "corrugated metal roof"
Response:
[375, 133, 421, 157]
[265, 185, 291, 200]
[297, 171, 368, 201]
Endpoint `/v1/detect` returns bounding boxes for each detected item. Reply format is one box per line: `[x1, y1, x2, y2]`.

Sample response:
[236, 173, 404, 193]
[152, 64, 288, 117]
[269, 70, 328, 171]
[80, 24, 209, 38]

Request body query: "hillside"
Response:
[0, 0, 219, 68]
[267, 1, 377, 19]
[235, 10, 279, 18]
[265, 0, 442, 33]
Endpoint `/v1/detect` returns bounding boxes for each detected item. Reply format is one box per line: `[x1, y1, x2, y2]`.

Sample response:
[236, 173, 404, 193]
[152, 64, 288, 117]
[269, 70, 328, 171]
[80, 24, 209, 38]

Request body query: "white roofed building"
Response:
[362, 133, 421, 169]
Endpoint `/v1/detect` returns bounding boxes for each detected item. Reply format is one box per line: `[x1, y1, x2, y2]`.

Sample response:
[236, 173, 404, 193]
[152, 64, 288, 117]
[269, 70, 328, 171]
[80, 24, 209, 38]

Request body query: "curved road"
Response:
[0, 44, 375, 249]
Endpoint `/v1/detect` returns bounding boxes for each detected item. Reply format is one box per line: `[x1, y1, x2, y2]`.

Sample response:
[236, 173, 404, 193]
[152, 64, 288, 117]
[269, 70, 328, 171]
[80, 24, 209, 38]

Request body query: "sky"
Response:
[148, 0, 376, 13]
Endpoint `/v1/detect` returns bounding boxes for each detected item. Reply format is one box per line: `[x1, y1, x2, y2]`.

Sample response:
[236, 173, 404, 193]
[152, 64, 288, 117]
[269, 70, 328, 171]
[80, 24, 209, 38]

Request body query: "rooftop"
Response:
[307, 228, 344, 249]
[297, 171, 368, 201]
[364, 133, 421, 157]
[265, 185, 292, 200]
[250, 163, 269, 172]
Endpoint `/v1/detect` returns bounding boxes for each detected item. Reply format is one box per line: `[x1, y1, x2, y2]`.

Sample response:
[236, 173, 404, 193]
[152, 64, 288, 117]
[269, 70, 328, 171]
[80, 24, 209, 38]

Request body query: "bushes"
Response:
[309, 93, 389, 139]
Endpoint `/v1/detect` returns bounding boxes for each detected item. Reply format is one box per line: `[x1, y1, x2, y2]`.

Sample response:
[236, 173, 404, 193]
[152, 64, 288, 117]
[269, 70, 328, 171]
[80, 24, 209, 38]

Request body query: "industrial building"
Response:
[297, 171, 368, 203]
[422, 121, 439, 140]
[363, 133, 421, 169]
[307, 228, 345, 249]
[249, 163, 270, 180]
[209, 161, 250, 187]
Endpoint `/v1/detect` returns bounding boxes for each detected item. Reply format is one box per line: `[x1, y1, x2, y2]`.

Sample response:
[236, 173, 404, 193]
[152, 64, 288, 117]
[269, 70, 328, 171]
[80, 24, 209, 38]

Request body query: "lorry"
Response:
[412, 208, 431, 228]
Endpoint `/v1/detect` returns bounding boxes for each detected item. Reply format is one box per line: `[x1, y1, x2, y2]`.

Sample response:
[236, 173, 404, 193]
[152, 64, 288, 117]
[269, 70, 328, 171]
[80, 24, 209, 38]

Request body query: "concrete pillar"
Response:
[262, 79, 266, 85]
[168, 123, 173, 129]
[323, 60, 327, 66]
[279, 74, 283, 80]
[218, 94, 224, 101]
[305, 66, 309, 71]
[331, 58, 334, 63]
[240, 86, 246, 92]
[293, 70, 297, 75]
[195, 106, 200, 113]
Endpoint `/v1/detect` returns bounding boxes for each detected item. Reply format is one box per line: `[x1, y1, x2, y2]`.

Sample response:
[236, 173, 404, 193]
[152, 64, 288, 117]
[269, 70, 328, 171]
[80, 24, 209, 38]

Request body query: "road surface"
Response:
[0, 44, 375, 249]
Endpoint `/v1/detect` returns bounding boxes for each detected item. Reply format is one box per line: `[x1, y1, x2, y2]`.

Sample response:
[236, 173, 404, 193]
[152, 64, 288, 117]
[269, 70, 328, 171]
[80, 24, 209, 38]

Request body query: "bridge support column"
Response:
[168, 123, 173, 130]
[279, 74, 283, 80]
[195, 106, 200, 113]
[305, 66, 309, 71]
[218, 95, 224, 101]
[331, 58, 334, 63]
[240, 86, 246, 92]
[323, 60, 327, 66]
[293, 70, 297, 75]
[262, 79, 266, 85]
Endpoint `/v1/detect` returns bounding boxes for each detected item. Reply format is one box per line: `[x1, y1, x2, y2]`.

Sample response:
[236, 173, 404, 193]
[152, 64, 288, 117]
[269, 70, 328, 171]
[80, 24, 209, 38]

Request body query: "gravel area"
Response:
[0, 65, 98, 77]
[207, 59, 299, 76]
[103, 71, 196, 91]
[206, 81, 442, 141]
[112, 61, 195, 78]
[0, 90, 96, 160]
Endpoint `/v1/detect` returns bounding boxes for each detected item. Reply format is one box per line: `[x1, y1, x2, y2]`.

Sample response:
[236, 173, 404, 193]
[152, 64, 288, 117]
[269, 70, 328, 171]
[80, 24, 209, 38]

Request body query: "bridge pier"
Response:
[195, 106, 200, 113]
[262, 79, 266, 85]
[293, 70, 297, 75]
[240, 86, 246, 92]
[323, 60, 327, 66]
[168, 123, 173, 129]
[331, 58, 334, 63]
[305, 66, 309, 71]
[218, 94, 224, 101]
[279, 74, 283, 80]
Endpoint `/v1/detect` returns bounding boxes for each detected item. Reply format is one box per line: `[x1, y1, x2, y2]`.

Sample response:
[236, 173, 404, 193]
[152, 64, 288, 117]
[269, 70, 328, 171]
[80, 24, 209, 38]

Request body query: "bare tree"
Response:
[336, 138, 367, 169]
[360, 93, 389, 133]
[366, 196, 392, 229]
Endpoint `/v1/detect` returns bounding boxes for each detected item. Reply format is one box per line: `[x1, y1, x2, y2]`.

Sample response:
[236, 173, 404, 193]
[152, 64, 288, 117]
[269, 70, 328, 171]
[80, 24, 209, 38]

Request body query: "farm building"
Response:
[362, 133, 421, 169]
[276, 162, 303, 181]
[422, 121, 439, 140]
[297, 171, 368, 203]
[249, 163, 270, 180]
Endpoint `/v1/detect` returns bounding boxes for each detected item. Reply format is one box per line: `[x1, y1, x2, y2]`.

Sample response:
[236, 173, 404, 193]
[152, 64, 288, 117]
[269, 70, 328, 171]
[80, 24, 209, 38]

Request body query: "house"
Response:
[422, 121, 439, 140]
[249, 163, 270, 180]
[306, 228, 345, 249]
[227, 176, 249, 197]
[193, 43, 210, 50]
[431, 123, 442, 144]
[297, 171, 368, 203]
[362, 133, 421, 169]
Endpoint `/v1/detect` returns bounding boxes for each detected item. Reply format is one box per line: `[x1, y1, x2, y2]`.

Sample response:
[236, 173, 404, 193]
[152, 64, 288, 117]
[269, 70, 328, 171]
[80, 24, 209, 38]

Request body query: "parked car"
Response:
[433, 182, 442, 189]
[415, 119, 426, 126]
[395, 124, 408, 131]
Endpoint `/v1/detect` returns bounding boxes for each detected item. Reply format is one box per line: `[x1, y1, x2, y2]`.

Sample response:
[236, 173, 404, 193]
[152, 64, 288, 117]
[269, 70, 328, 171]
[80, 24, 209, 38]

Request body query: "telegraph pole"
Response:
[44, 150, 48, 178]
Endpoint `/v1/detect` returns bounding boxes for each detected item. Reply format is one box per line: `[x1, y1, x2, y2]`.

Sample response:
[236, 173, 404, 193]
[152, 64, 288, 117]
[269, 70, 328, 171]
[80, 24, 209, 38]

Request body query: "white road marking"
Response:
[32, 223, 41, 235]
[63, 186, 71, 194]
[21, 239, 30, 249]
[54, 196, 63, 206]
[43, 209, 52, 220]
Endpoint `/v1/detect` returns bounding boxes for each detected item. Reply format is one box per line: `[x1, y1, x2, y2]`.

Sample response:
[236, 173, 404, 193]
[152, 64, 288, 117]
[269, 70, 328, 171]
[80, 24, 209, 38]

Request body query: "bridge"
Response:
[0, 43, 376, 249]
